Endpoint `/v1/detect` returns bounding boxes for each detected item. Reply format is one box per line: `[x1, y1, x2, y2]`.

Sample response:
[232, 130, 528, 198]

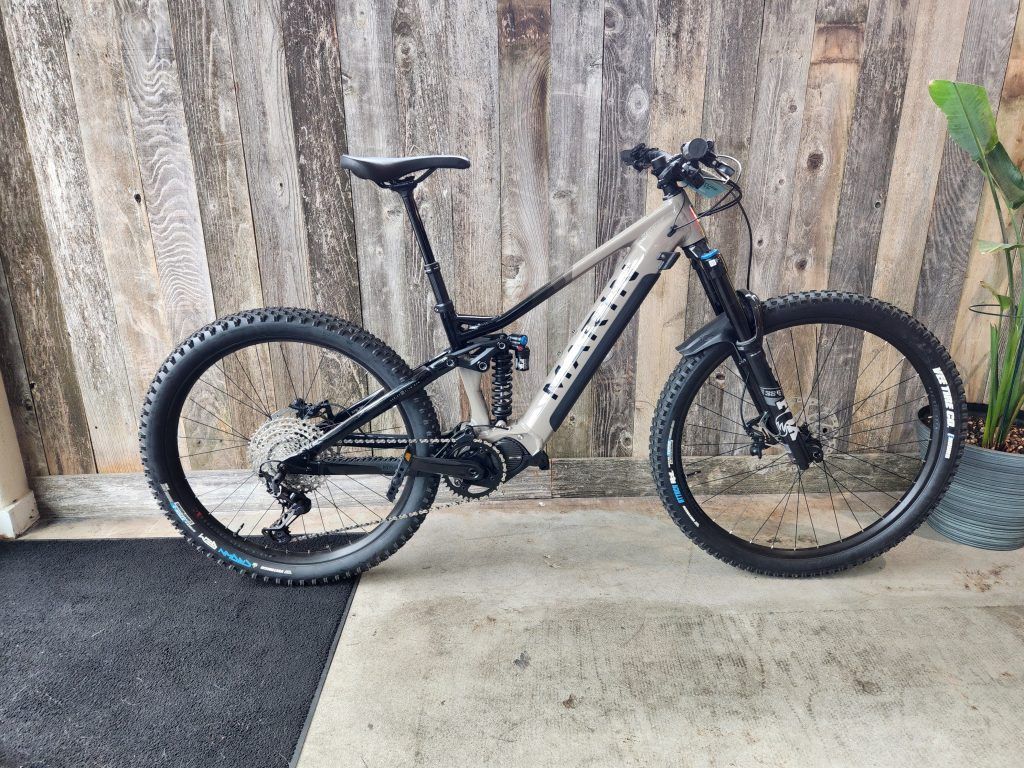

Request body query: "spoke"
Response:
[771, 472, 798, 548]
[321, 477, 365, 530]
[324, 477, 386, 524]
[831, 449, 916, 484]
[181, 412, 248, 442]
[822, 460, 893, 513]
[691, 401, 751, 432]
[795, 324, 839, 424]
[279, 342, 301, 403]
[201, 375, 269, 418]
[691, 455, 790, 502]
[180, 443, 249, 459]
[789, 328, 808, 413]
[225, 478, 261, 529]
[831, 396, 927, 435]
[230, 354, 273, 415]
[216, 361, 270, 416]
[303, 351, 328, 403]
[184, 399, 249, 442]
[255, 344, 274, 412]
[821, 463, 863, 532]
[841, 434, 928, 457]
[797, 472, 819, 548]
[835, 416, 924, 440]
[821, 464, 842, 539]
[746, 471, 799, 542]
[818, 356, 907, 427]
[206, 472, 257, 514]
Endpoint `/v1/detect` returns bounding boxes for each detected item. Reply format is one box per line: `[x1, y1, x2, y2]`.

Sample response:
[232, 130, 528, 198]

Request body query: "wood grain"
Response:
[781, 0, 868, 295]
[165, 0, 263, 316]
[827, 0, 919, 295]
[591, 0, 655, 457]
[2, 0, 140, 472]
[0, 9, 93, 475]
[743, 0, 818, 299]
[543, 0, 603, 457]
[282, 0, 361, 324]
[630, 0, 708, 461]
[63, 0, 171, 407]
[498, 0, 551, 421]
[852, 0, 970, 445]
[118, 0, 216, 344]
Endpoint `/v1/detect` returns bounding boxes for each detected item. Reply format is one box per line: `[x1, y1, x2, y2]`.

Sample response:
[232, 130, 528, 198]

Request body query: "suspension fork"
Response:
[686, 242, 817, 470]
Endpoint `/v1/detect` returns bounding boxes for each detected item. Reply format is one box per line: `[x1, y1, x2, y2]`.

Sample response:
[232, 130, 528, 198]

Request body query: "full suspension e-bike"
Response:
[140, 139, 965, 584]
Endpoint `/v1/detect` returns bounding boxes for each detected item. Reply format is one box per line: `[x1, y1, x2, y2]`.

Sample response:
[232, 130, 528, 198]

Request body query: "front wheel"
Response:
[650, 291, 965, 577]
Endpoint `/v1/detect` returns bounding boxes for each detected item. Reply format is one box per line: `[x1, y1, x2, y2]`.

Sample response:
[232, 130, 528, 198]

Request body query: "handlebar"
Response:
[620, 138, 736, 196]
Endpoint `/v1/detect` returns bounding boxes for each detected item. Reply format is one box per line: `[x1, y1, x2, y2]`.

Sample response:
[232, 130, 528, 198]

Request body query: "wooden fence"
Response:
[0, 0, 1022, 481]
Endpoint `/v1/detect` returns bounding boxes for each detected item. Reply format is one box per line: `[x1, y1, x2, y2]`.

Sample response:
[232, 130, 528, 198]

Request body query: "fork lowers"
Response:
[491, 346, 514, 426]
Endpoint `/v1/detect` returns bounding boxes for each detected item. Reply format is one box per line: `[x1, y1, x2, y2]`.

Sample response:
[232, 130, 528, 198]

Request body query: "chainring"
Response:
[441, 440, 506, 500]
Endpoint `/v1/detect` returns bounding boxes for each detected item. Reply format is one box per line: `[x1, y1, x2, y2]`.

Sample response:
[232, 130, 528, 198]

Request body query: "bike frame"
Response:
[288, 177, 811, 471]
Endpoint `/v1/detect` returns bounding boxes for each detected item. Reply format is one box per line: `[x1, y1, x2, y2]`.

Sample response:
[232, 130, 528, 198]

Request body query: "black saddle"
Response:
[340, 154, 470, 185]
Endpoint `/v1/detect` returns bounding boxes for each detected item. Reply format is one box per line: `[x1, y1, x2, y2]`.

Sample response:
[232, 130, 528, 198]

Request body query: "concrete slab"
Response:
[298, 499, 1024, 768]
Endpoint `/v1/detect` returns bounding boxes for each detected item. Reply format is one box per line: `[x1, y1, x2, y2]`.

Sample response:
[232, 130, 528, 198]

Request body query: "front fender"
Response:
[676, 312, 737, 358]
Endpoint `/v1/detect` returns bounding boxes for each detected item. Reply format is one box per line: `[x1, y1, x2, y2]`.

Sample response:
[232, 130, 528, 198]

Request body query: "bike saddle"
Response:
[340, 154, 470, 185]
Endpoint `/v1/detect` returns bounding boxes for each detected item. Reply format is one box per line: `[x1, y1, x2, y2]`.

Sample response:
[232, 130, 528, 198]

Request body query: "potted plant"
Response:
[920, 80, 1024, 549]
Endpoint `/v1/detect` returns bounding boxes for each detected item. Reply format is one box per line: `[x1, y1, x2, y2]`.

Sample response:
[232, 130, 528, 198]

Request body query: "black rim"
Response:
[159, 332, 427, 565]
[667, 316, 944, 558]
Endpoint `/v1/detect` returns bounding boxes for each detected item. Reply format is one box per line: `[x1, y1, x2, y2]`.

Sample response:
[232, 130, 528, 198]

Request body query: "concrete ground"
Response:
[23, 499, 1024, 767]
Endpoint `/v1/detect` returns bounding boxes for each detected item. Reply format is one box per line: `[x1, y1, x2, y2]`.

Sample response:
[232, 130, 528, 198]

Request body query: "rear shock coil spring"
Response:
[491, 346, 514, 426]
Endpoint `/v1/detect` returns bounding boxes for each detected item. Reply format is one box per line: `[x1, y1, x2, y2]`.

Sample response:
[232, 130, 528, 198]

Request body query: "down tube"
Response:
[515, 205, 696, 448]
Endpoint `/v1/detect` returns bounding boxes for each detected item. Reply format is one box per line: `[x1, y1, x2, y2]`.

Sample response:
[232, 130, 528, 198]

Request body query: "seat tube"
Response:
[396, 186, 460, 345]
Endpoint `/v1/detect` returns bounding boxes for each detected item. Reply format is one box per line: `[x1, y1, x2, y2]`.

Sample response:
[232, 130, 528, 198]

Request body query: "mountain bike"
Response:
[140, 138, 965, 584]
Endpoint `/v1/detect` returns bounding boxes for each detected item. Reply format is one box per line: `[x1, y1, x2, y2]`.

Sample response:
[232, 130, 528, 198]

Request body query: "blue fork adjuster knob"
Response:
[700, 248, 720, 261]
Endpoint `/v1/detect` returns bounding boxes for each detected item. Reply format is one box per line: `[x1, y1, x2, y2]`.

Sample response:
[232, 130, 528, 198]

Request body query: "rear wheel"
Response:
[650, 292, 965, 576]
[140, 308, 440, 584]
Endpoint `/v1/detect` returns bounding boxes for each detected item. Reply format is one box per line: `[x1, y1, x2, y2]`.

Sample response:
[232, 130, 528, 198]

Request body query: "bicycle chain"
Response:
[288, 435, 507, 539]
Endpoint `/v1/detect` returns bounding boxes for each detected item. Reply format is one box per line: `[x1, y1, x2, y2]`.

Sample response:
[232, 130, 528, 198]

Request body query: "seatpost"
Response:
[394, 183, 461, 345]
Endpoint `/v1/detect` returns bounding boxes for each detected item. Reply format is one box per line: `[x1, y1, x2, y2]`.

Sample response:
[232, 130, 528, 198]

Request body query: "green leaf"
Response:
[981, 281, 1013, 312]
[978, 240, 1020, 253]
[929, 80, 998, 161]
[986, 142, 1024, 209]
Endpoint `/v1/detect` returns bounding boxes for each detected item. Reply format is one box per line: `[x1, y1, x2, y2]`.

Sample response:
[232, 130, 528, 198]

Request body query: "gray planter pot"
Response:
[917, 403, 1024, 550]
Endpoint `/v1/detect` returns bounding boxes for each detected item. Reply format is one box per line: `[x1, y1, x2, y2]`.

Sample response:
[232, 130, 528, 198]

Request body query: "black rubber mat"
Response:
[0, 538, 355, 768]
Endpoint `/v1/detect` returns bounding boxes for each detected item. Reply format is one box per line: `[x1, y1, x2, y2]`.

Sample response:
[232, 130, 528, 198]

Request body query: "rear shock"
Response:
[491, 346, 514, 426]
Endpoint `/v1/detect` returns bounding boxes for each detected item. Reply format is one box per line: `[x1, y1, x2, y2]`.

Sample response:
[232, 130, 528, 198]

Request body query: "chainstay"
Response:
[288, 435, 507, 539]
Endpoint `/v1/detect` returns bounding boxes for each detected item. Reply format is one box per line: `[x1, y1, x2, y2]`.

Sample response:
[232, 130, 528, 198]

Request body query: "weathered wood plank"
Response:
[32, 466, 552, 518]
[631, 0, 708, 460]
[497, 0, 551, 421]
[282, 0, 361, 324]
[543, 0, 603, 457]
[165, 0, 263, 317]
[224, 0, 311, 311]
[591, 0, 655, 457]
[445, 0, 501, 318]
[118, 0, 216, 345]
[951, 0, 1024, 401]
[742, 0, 818, 298]
[852, 0, 970, 445]
[0, 10, 90, 476]
[444, 0, 502, 425]
[62, 0, 172, 407]
[781, 0, 868, 295]
[2, 0, 140, 472]
[0, 256, 47, 476]
[827, 0, 919, 294]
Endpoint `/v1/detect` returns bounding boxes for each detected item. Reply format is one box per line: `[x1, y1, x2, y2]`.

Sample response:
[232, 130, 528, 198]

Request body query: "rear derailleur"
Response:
[260, 469, 311, 545]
